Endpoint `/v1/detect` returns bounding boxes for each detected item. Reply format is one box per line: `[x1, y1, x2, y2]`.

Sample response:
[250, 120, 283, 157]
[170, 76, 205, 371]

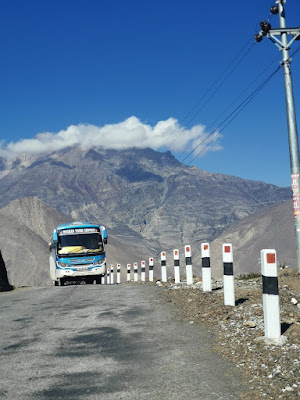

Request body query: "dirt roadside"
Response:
[157, 268, 300, 400]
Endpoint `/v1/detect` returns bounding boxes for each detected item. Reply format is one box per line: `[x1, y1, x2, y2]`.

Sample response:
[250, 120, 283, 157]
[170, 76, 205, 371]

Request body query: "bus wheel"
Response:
[54, 281, 59, 286]
[95, 276, 101, 284]
[59, 278, 65, 286]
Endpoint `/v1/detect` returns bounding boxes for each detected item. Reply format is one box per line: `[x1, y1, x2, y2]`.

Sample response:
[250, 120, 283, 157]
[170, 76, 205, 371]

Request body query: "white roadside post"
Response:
[261, 249, 281, 340]
[201, 243, 212, 292]
[149, 257, 154, 282]
[173, 249, 180, 284]
[106, 269, 110, 285]
[110, 265, 114, 285]
[127, 264, 131, 282]
[161, 251, 167, 282]
[141, 260, 146, 282]
[185, 245, 193, 285]
[117, 264, 121, 284]
[134, 262, 138, 282]
[223, 244, 235, 306]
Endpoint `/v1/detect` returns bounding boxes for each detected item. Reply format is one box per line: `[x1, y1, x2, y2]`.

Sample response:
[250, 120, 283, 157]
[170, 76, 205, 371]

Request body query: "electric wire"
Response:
[174, 52, 281, 163]
[155, 38, 256, 154]
[108, 63, 283, 237]
[156, 5, 278, 164]
[152, 64, 282, 186]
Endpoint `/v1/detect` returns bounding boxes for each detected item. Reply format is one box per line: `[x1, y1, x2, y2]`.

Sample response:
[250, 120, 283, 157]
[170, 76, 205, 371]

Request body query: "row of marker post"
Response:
[103, 243, 281, 342]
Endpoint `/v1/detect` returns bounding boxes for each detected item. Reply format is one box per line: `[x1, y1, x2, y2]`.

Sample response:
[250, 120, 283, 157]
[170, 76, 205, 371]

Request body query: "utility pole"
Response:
[255, 0, 300, 273]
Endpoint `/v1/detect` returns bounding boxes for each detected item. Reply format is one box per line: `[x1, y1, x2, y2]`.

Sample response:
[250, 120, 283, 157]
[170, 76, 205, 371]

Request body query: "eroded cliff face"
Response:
[0, 251, 13, 291]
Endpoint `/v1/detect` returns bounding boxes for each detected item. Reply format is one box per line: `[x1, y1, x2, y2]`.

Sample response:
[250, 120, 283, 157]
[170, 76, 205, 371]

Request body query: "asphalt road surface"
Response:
[0, 284, 246, 399]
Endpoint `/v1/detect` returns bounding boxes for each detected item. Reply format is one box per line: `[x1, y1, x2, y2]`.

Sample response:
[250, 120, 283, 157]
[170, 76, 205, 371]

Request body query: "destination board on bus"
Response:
[58, 228, 100, 235]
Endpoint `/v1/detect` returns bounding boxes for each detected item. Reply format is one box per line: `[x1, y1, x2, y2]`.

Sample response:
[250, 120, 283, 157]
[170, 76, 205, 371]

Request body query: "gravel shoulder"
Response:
[157, 268, 300, 400]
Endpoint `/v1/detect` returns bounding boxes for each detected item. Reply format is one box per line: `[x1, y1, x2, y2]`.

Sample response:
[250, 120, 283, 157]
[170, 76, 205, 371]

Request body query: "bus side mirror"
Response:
[104, 238, 107, 244]
[53, 231, 58, 242]
[49, 242, 55, 251]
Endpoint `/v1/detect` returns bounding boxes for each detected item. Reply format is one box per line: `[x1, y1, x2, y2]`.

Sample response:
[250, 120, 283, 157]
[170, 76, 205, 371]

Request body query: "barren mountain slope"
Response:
[203, 200, 297, 278]
[0, 147, 291, 251]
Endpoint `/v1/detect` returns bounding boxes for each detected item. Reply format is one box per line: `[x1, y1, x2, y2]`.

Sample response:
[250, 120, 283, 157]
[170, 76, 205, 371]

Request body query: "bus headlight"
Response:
[94, 259, 105, 266]
[57, 261, 69, 269]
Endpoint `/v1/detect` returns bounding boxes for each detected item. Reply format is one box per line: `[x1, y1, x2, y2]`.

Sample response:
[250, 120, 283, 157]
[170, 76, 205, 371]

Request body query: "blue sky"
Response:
[0, 0, 299, 187]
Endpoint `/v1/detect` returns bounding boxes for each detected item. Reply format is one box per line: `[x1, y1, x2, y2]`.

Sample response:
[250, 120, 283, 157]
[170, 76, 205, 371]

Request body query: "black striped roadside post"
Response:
[173, 249, 180, 284]
[127, 264, 131, 282]
[201, 243, 212, 292]
[117, 264, 121, 284]
[261, 249, 281, 339]
[110, 265, 114, 285]
[185, 245, 193, 285]
[106, 269, 110, 285]
[134, 262, 138, 282]
[223, 244, 235, 306]
[149, 257, 154, 282]
[161, 251, 167, 282]
[141, 260, 146, 282]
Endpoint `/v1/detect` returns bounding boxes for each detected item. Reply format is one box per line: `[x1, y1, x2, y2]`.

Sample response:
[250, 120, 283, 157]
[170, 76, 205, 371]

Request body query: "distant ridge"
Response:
[0, 146, 291, 252]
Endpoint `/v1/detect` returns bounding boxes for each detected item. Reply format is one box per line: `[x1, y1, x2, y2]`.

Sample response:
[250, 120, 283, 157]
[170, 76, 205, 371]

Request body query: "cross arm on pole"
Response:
[267, 27, 300, 50]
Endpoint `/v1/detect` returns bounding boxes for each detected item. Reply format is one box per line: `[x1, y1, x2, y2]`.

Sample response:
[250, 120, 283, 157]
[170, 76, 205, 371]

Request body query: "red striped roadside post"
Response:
[117, 264, 121, 284]
[127, 264, 131, 282]
[185, 245, 193, 285]
[101, 273, 105, 284]
[149, 257, 154, 282]
[201, 243, 212, 292]
[223, 244, 235, 306]
[161, 251, 167, 282]
[106, 269, 110, 285]
[261, 249, 281, 339]
[110, 265, 114, 285]
[141, 260, 146, 282]
[134, 262, 138, 282]
[173, 249, 180, 284]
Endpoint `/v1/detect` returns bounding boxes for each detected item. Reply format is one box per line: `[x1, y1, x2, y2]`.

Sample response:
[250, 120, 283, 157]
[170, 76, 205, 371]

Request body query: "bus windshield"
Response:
[58, 233, 103, 255]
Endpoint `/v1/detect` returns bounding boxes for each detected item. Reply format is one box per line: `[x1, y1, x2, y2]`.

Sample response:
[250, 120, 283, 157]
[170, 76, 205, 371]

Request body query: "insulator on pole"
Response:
[260, 21, 271, 34]
[255, 33, 263, 43]
[270, 6, 279, 15]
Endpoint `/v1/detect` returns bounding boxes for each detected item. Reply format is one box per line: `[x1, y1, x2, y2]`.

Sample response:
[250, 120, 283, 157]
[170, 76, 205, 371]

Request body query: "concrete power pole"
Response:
[256, 0, 300, 273]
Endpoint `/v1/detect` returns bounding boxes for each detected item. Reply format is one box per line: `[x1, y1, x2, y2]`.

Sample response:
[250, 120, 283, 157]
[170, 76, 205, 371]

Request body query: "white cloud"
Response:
[0, 116, 222, 158]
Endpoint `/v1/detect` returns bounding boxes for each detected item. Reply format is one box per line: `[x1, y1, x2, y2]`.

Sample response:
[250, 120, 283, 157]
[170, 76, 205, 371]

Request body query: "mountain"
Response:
[0, 146, 291, 252]
[204, 200, 297, 278]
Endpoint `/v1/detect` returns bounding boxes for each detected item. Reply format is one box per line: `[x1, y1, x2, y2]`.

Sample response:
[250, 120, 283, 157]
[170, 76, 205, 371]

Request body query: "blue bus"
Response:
[49, 222, 107, 286]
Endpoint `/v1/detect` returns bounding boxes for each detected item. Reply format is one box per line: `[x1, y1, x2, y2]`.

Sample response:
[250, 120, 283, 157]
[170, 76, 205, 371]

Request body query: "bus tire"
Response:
[59, 278, 65, 286]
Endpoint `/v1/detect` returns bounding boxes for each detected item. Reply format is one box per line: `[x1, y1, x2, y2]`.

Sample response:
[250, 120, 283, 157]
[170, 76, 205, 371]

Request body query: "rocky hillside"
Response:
[206, 200, 297, 278]
[0, 146, 291, 251]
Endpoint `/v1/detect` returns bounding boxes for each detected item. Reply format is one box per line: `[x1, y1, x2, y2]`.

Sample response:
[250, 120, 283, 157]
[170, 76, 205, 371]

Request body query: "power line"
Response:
[155, 38, 256, 154]
[156, 64, 282, 183]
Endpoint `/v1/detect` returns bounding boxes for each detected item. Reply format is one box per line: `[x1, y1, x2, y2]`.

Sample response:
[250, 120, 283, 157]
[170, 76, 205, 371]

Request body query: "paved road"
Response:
[0, 284, 246, 399]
